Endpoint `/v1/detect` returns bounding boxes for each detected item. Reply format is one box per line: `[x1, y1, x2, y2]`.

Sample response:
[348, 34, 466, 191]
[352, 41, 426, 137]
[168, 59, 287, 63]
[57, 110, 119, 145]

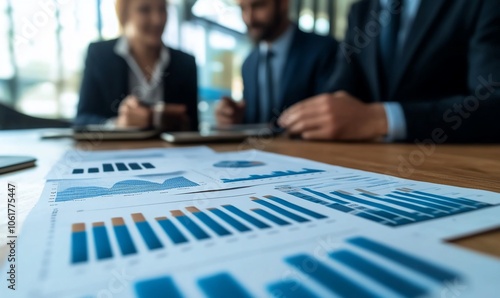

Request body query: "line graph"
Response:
[56, 176, 199, 202]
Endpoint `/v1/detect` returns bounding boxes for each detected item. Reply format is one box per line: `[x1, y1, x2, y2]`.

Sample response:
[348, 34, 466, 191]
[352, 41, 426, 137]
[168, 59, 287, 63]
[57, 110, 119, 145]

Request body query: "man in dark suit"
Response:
[279, 0, 500, 143]
[215, 0, 338, 125]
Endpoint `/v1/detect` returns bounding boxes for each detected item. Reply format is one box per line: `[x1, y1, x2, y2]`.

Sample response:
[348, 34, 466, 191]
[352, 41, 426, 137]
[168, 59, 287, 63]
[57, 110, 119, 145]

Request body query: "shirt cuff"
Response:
[383, 102, 407, 142]
[104, 117, 118, 129]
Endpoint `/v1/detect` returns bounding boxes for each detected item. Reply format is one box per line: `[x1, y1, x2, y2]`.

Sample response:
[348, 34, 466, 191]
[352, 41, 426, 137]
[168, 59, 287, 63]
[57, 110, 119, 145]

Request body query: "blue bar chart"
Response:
[92, 222, 113, 260]
[186, 207, 231, 237]
[252, 197, 310, 223]
[69, 196, 328, 264]
[329, 250, 427, 297]
[132, 236, 462, 298]
[71, 223, 88, 264]
[132, 213, 163, 250]
[155, 217, 189, 244]
[112, 217, 137, 255]
[265, 196, 327, 219]
[347, 237, 459, 282]
[116, 163, 128, 171]
[170, 210, 211, 240]
[207, 208, 252, 233]
[252, 208, 291, 226]
[103, 164, 114, 172]
[220, 168, 325, 183]
[213, 161, 265, 168]
[197, 273, 252, 298]
[286, 254, 377, 298]
[71, 161, 157, 175]
[135, 276, 183, 298]
[283, 186, 494, 227]
[222, 205, 271, 229]
[267, 280, 319, 298]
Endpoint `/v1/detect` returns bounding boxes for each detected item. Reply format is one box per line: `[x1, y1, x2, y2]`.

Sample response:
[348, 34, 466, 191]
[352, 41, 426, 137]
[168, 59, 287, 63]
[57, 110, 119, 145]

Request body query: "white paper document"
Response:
[10, 186, 500, 297]
[40, 150, 336, 208]
[272, 172, 500, 239]
[4, 148, 500, 297]
[45, 146, 216, 180]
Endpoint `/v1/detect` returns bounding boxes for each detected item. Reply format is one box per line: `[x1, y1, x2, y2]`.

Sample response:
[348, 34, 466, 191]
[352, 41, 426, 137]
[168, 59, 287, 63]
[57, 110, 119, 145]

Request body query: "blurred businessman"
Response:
[216, 0, 338, 125]
[279, 0, 500, 143]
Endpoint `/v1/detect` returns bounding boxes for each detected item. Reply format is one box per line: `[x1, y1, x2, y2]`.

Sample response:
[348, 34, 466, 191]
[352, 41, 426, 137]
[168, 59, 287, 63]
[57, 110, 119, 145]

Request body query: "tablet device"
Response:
[0, 156, 37, 174]
[40, 127, 159, 140]
[41, 125, 160, 141]
[72, 126, 160, 141]
[210, 123, 272, 132]
[161, 131, 256, 144]
[211, 123, 284, 135]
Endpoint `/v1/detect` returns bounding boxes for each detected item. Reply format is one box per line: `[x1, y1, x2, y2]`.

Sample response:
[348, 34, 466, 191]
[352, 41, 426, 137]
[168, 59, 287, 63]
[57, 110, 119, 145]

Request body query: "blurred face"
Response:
[124, 0, 167, 48]
[239, 0, 286, 42]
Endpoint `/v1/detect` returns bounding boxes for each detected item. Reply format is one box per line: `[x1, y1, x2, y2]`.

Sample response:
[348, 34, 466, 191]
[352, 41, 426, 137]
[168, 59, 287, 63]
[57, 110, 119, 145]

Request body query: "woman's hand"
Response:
[116, 95, 152, 128]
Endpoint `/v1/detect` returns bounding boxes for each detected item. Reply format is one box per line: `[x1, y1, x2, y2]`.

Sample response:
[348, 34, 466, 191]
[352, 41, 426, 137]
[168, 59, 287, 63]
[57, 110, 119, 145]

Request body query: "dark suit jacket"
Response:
[242, 26, 338, 123]
[329, 0, 500, 143]
[76, 38, 199, 131]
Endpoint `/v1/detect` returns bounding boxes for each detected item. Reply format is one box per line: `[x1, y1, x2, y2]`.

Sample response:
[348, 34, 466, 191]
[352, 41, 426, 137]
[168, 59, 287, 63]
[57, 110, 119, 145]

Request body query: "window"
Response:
[0, 0, 356, 126]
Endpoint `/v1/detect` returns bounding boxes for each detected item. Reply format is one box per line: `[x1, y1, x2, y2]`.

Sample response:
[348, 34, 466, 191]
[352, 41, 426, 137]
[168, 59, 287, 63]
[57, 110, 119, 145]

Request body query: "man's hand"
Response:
[215, 97, 245, 126]
[278, 91, 388, 141]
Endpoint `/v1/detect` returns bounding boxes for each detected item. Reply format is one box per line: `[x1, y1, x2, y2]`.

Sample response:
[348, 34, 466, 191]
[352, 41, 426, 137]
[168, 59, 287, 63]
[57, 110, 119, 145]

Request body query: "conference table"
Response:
[0, 129, 499, 262]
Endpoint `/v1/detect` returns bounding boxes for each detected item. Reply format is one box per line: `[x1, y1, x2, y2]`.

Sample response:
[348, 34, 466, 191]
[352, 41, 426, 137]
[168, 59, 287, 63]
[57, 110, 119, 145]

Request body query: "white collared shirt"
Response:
[114, 36, 170, 106]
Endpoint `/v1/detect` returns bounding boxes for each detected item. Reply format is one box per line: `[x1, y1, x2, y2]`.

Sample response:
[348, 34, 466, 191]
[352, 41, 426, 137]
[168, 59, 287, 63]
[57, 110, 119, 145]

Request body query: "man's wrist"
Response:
[368, 103, 388, 138]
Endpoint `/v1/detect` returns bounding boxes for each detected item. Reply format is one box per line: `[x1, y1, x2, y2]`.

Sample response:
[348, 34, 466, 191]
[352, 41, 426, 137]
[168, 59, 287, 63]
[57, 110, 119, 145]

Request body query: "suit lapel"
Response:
[389, 0, 447, 99]
[162, 53, 173, 100]
[364, 0, 383, 101]
[114, 45, 129, 103]
[119, 64, 129, 98]
[245, 49, 260, 123]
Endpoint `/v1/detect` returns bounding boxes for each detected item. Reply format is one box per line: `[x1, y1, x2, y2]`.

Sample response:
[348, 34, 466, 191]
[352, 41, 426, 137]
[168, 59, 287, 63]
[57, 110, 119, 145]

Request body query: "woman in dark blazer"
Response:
[76, 0, 198, 131]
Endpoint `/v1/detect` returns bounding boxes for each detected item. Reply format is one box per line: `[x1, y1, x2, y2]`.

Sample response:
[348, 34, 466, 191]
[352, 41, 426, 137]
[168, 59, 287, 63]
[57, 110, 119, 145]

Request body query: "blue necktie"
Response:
[260, 48, 274, 123]
[380, 0, 403, 96]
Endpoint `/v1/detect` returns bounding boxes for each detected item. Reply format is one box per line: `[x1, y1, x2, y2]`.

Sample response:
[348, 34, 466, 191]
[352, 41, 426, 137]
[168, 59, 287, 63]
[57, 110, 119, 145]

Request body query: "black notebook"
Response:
[0, 156, 37, 175]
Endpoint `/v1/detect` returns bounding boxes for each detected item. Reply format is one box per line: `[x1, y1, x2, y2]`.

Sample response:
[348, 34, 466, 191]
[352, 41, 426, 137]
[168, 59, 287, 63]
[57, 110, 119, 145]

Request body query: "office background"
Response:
[0, 0, 357, 128]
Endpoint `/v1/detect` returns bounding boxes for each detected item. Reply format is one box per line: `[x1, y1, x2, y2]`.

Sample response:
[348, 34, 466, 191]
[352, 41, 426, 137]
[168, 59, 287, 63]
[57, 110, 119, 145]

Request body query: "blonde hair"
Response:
[115, 0, 168, 31]
[115, 0, 129, 30]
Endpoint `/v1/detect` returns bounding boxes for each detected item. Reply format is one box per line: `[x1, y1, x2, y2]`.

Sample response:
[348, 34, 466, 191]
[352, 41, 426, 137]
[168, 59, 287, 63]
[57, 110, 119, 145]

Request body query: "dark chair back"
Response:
[0, 102, 70, 130]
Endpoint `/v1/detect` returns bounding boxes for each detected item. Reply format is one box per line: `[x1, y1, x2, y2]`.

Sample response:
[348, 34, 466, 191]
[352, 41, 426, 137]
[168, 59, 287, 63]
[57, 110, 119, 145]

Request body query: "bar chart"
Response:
[133, 236, 462, 298]
[56, 175, 199, 202]
[280, 186, 494, 227]
[72, 162, 157, 175]
[220, 168, 325, 183]
[70, 223, 88, 264]
[69, 196, 328, 264]
[112, 217, 137, 255]
[213, 161, 265, 168]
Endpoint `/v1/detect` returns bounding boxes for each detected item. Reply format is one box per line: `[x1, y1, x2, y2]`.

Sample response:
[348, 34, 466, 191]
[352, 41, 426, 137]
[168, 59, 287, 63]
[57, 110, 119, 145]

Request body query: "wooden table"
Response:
[1, 130, 499, 259]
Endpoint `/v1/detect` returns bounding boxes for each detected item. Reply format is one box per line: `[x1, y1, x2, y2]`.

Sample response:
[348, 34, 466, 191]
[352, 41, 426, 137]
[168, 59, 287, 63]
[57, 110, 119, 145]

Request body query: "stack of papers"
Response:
[4, 146, 500, 297]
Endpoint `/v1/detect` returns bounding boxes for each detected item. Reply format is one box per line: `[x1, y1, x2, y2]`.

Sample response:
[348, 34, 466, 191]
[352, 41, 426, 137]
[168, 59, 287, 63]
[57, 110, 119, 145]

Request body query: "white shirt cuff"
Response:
[383, 102, 407, 142]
